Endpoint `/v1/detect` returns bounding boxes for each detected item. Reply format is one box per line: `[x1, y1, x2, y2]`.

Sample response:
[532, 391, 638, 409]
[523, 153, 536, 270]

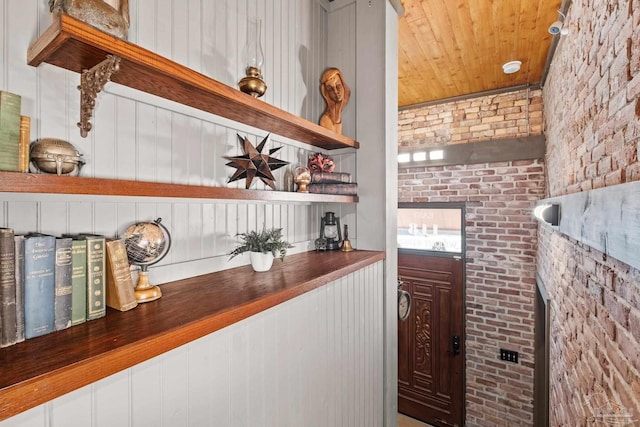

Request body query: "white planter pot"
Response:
[250, 251, 274, 272]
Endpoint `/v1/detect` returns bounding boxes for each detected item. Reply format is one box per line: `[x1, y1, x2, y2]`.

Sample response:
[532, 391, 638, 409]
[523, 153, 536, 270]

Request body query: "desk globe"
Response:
[123, 218, 171, 302]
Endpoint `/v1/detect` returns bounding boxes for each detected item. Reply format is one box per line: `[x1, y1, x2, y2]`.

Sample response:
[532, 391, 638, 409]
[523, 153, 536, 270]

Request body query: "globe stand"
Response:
[124, 218, 171, 304]
[134, 266, 162, 303]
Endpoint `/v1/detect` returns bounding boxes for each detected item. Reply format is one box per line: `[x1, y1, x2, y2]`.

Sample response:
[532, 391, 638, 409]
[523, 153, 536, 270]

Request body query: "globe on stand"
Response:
[123, 218, 171, 303]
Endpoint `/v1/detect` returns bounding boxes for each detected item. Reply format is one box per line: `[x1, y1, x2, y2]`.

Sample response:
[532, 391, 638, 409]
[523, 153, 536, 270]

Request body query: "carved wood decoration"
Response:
[414, 294, 432, 375]
[77, 54, 120, 137]
[398, 253, 464, 427]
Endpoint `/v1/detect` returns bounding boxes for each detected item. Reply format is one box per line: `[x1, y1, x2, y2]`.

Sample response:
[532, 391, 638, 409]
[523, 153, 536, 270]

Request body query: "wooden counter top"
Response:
[0, 250, 385, 421]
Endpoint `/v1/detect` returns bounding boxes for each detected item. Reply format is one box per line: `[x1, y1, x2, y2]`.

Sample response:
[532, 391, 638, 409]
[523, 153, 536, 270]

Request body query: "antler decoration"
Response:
[225, 134, 289, 190]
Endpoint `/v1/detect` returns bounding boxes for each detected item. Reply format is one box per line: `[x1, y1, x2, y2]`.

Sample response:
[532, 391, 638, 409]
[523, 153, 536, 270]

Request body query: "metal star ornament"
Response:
[225, 134, 289, 190]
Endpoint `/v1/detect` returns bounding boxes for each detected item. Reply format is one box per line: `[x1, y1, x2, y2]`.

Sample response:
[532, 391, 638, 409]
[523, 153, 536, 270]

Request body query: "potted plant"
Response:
[229, 228, 294, 272]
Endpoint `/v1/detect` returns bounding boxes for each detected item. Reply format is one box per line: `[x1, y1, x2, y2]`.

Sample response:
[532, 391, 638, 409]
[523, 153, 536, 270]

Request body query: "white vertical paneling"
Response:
[5, 0, 37, 113]
[39, 202, 67, 235]
[115, 96, 137, 180]
[93, 202, 117, 236]
[208, 328, 231, 426]
[0, 405, 45, 427]
[50, 385, 92, 427]
[156, 108, 172, 182]
[0, 261, 385, 426]
[155, 0, 172, 59]
[160, 346, 189, 427]
[135, 102, 156, 181]
[130, 357, 162, 427]
[229, 322, 250, 426]
[0, 0, 5, 89]
[94, 370, 130, 427]
[0, 1, 383, 423]
[93, 93, 117, 178]
[7, 202, 37, 234]
[186, 336, 213, 427]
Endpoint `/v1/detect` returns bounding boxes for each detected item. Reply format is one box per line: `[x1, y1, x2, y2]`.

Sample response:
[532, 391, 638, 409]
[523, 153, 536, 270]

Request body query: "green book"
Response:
[0, 228, 17, 347]
[54, 237, 73, 331]
[83, 235, 106, 320]
[69, 238, 87, 325]
[0, 91, 21, 172]
[14, 235, 25, 342]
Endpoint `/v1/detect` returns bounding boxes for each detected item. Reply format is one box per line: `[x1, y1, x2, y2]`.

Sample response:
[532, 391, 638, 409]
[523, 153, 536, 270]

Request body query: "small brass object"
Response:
[294, 167, 311, 193]
[30, 138, 84, 176]
[238, 66, 267, 98]
[341, 224, 354, 252]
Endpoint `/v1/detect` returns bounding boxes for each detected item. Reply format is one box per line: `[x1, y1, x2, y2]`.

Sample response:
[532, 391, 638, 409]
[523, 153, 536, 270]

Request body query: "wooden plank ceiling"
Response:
[398, 0, 563, 107]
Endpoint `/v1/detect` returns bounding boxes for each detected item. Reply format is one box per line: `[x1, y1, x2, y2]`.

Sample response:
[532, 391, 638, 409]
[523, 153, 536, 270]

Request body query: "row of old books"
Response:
[0, 229, 138, 348]
[0, 91, 31, 173]
[308, 172, 358, 196]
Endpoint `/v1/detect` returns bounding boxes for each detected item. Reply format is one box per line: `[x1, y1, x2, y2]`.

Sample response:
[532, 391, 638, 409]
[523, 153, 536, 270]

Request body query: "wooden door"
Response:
[398, 252, 464, 427]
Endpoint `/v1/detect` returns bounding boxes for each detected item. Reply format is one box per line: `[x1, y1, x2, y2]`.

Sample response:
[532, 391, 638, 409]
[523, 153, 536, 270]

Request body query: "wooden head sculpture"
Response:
[319, 68, 351, 135]
[49, 0, 130, 39]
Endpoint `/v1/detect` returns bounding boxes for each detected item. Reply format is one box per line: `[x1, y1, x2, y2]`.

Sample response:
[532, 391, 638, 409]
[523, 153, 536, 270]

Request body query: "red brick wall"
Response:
[398, 88, 543, 148]
[399, 156, 544, 426]
[540, 0, 640, 424]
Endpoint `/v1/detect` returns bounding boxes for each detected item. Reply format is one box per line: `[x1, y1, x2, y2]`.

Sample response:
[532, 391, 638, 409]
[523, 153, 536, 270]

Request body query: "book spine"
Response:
[0, 91, 21, 172]
[54, 237, 73, 331]
[310, 172, 352, 184]
[0, 228, 16, 347]
[14, 235, 25, 342]
[70, 238, 87, 325]
[308, 183, 358, 195]
[19, 116, 31, 173]
[85, 236, 106, 320]
[24, 234, 56, 339]
[105, 239, 138, 311]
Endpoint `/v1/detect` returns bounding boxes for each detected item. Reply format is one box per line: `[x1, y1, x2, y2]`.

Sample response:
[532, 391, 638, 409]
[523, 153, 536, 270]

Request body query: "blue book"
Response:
[24, 234, 56, 339]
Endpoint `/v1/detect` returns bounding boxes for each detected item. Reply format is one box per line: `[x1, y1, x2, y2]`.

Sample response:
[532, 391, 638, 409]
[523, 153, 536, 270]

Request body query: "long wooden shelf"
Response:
[0, 172, 358, 203]
[0, 250, 385, 421]
[27, 14, 359, 151]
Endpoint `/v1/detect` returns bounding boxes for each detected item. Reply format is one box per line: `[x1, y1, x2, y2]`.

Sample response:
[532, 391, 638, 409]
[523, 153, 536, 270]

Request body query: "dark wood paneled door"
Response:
[398, 252, 464, 427]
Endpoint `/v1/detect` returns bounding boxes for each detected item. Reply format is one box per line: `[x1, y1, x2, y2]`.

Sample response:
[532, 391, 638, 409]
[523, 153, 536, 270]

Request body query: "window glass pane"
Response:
[397, 207, 462, 253]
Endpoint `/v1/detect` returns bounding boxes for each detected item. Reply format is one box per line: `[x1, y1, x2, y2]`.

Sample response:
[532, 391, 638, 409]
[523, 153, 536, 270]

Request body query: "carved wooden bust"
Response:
[49, 0, 130, 39]
[319, 68, 351, 135]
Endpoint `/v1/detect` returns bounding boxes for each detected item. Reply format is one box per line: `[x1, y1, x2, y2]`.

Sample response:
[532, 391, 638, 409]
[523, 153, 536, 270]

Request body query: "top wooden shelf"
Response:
[27, 14, 359, 151]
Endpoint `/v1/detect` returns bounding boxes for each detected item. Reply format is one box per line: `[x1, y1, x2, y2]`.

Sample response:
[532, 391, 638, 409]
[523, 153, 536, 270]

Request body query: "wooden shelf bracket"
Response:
[78, 55, 120, 137]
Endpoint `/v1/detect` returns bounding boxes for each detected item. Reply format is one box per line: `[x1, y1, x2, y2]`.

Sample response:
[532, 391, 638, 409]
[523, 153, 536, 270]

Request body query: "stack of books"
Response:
[308, 171, 358, 196]
[0, 229, 137, 348]
[0, 91, 30, 173]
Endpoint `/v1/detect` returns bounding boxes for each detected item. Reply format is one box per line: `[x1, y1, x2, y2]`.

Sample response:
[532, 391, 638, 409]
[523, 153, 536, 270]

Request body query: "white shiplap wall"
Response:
[0, 0, 385, 424]
[0, 0, 357, 281]
[0, 261, 384, 427]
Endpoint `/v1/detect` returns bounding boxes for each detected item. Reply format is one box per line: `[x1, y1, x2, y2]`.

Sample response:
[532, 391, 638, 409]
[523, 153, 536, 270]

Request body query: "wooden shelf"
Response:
[0, 172, 358, 203]
[0, 250, 385, 421]
[27, 14, 359, 151]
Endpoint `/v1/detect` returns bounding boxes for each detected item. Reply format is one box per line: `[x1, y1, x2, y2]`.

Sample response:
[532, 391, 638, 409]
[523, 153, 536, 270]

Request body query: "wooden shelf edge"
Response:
[0, 172, 359, 203]
[27, 14, 360, 151]
[0, 250, 385, 421]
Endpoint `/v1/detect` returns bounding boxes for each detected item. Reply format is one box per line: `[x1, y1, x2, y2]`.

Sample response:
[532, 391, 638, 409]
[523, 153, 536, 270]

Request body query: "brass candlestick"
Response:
[341, 224, 354, 252]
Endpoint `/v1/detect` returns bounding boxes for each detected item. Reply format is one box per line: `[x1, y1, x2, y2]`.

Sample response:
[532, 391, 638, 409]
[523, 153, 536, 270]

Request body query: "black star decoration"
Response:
[225, 133, 289, 190]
